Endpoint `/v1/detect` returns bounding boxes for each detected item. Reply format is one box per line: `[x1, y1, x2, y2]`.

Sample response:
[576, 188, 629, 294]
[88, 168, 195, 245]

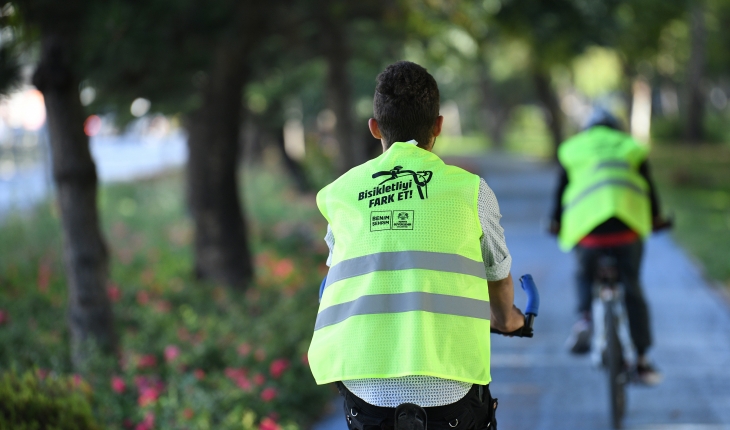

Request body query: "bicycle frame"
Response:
[589, 253, 635, 429]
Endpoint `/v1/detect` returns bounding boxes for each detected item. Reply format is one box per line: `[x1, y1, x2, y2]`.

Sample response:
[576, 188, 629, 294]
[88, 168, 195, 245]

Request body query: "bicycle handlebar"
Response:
[490, 274, 540, 338]
[652, 216, 673, 233]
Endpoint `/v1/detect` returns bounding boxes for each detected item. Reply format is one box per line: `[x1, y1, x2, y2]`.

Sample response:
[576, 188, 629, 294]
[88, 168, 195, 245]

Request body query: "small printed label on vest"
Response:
[392, 210, 414, 230]
[370, 210, 414, 231]
[370, 211, 392, 231]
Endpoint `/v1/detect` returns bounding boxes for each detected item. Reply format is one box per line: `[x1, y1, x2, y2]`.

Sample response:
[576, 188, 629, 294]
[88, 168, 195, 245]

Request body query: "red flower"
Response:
[137, 354, 157, 369]
[193, 369, 205, 380]
[259, 417, 281, 430]
[272, 259, 294, 279]
[111, 376, 126, 394]
[235, 377, 252, 391]
[0, 310, 9, 326]
[260, 387, 278, 402]
[182, 408, 194, 420]
[301, 353, 309, 366]
[135, 412, 155, 430]
[37, 260, 52, 293]
[138, 386, 160, 407]
[225, 367, 252, 391]
[136, 291, 150, 305]
[269, 359, 290, 379]
[164, 345, 180, 362]
[107, 283, 121, 302]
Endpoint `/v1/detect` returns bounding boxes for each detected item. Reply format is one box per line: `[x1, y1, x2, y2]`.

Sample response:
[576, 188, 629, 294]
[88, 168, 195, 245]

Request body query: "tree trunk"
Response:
[532, 68, 564, 159]
[686, 1, 707, 144]
[273, 128, 311, 193]
[32, 35, 116, 369]
[477, 63, 510, 151]
[321, 14, 365, 173]
[186, 43, 253, 288]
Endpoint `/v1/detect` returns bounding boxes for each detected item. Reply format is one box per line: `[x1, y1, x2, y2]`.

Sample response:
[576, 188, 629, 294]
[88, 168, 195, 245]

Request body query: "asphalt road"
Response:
[313, 153, 730, 430]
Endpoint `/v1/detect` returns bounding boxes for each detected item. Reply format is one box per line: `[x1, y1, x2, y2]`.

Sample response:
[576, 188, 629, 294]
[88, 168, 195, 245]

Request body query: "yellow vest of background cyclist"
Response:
[309, 142, 491, 385]
[558, 126, 651, 251]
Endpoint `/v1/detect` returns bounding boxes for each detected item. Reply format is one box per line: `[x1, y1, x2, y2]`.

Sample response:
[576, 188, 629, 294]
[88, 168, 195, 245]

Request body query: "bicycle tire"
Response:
[606, 304, 626, 429]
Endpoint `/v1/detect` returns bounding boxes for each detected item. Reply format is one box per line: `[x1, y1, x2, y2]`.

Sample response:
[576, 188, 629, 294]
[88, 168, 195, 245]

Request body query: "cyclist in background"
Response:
[308, 61, 525, 430]
[550, 108, 666, 385]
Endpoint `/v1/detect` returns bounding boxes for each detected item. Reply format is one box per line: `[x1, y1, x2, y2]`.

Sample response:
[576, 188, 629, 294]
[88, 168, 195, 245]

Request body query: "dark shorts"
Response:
[336, 382, 498, 430]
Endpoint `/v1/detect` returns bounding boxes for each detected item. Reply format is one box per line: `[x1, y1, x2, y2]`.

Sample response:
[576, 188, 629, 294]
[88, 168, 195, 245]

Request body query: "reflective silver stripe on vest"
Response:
[324, 251, 487, 289]
[314, 292, 490, 331]
[563, 179, 647, 211]
[594, 161, 630, 171]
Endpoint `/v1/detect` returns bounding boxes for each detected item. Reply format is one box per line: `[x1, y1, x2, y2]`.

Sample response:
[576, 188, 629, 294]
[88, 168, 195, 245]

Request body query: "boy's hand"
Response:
[490, 305, 525, 334]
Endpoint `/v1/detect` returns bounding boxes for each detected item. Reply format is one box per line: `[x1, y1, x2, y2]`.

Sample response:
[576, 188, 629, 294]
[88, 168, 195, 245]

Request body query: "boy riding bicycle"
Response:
[307, 61, 525, 430]
[549, 108, 668, 385]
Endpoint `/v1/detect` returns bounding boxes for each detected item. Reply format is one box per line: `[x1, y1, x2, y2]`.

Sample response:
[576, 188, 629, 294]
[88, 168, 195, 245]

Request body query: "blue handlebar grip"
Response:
[519, 274, 540, 316]
[318, 275, 327, 303]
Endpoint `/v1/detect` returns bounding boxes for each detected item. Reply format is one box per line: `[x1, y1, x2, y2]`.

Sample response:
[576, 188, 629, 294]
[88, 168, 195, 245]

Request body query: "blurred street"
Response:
[0, 132, 186, 221]
[314, 153, 730, 430]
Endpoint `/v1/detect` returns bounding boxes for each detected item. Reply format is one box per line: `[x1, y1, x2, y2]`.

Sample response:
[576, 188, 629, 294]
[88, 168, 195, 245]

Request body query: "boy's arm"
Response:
[488, 274, 525, 333]
[476, 179, 524, 331]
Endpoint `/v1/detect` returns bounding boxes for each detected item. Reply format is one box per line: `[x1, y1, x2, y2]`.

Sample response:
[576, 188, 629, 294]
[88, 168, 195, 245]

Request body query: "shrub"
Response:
[0, 369, 100, 430]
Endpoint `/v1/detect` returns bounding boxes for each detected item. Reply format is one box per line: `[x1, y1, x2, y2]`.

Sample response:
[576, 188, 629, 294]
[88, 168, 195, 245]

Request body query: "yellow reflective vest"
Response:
[309, 142, 492, 385]
[558, 126, 651, 251]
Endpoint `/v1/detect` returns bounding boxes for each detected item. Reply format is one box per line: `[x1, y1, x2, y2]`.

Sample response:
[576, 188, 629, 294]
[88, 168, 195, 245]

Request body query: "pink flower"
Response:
[135, 412, 155, 430]
[235, 377, 252, 391]
[0, 310, 9, 326]
[253, 373, 265, 386]
[225, 367, 252, 391]
[138, 386, 160, 407]
[137, 354, 157, 369]
[259, 417, 281, 430]
[261, 387, 278, 402]
[111, 376, 126, 394]
[237, 343, 251, 357]
[164, 345, 180, 362]
[269, 359, 290, 379]
[193, 369, 205, 380]
[107, 283, 121, 302]
[72, 374, 84, 387]
[136, 291, 150, 305]
[36, 368, 49, 379]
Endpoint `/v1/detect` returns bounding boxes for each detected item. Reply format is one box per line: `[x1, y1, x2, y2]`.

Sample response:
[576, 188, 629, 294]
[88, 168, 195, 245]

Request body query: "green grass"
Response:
[650, 143, 730, 288]
[0, 165, 332, 429]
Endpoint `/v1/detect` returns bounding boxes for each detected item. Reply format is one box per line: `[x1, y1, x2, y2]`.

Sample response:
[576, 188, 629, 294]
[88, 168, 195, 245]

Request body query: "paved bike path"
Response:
[314, 153, 730, 430]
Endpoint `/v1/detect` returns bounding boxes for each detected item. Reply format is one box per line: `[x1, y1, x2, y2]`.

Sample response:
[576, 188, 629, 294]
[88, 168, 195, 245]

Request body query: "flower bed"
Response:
[0, 168, 333, 429]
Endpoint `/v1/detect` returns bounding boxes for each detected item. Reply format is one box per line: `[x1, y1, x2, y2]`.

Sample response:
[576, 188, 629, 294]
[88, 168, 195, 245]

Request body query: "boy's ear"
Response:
[432, 115, 444, 137]
[368, 118, 382, 139]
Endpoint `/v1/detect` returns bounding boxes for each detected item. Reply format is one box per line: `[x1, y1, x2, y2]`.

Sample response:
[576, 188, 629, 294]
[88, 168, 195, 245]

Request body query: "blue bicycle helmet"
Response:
[583, 107, 623, 131]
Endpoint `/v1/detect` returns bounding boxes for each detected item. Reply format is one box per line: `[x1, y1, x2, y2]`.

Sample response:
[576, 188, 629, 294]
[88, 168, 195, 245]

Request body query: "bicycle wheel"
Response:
[606, 304, 626, 429]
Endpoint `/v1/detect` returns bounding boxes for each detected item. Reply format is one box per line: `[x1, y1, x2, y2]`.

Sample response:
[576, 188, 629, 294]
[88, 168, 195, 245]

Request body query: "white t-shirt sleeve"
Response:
[478, 178, 512, 281]
[324, 224, 335, 267]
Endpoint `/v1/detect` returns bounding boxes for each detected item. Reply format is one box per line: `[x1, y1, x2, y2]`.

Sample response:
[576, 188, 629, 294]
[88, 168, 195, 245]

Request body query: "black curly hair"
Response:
[373, 61, 440, 149]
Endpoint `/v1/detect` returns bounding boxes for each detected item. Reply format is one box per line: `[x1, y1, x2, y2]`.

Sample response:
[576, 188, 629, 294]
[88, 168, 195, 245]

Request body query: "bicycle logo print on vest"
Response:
[358, 165, 433, 208]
